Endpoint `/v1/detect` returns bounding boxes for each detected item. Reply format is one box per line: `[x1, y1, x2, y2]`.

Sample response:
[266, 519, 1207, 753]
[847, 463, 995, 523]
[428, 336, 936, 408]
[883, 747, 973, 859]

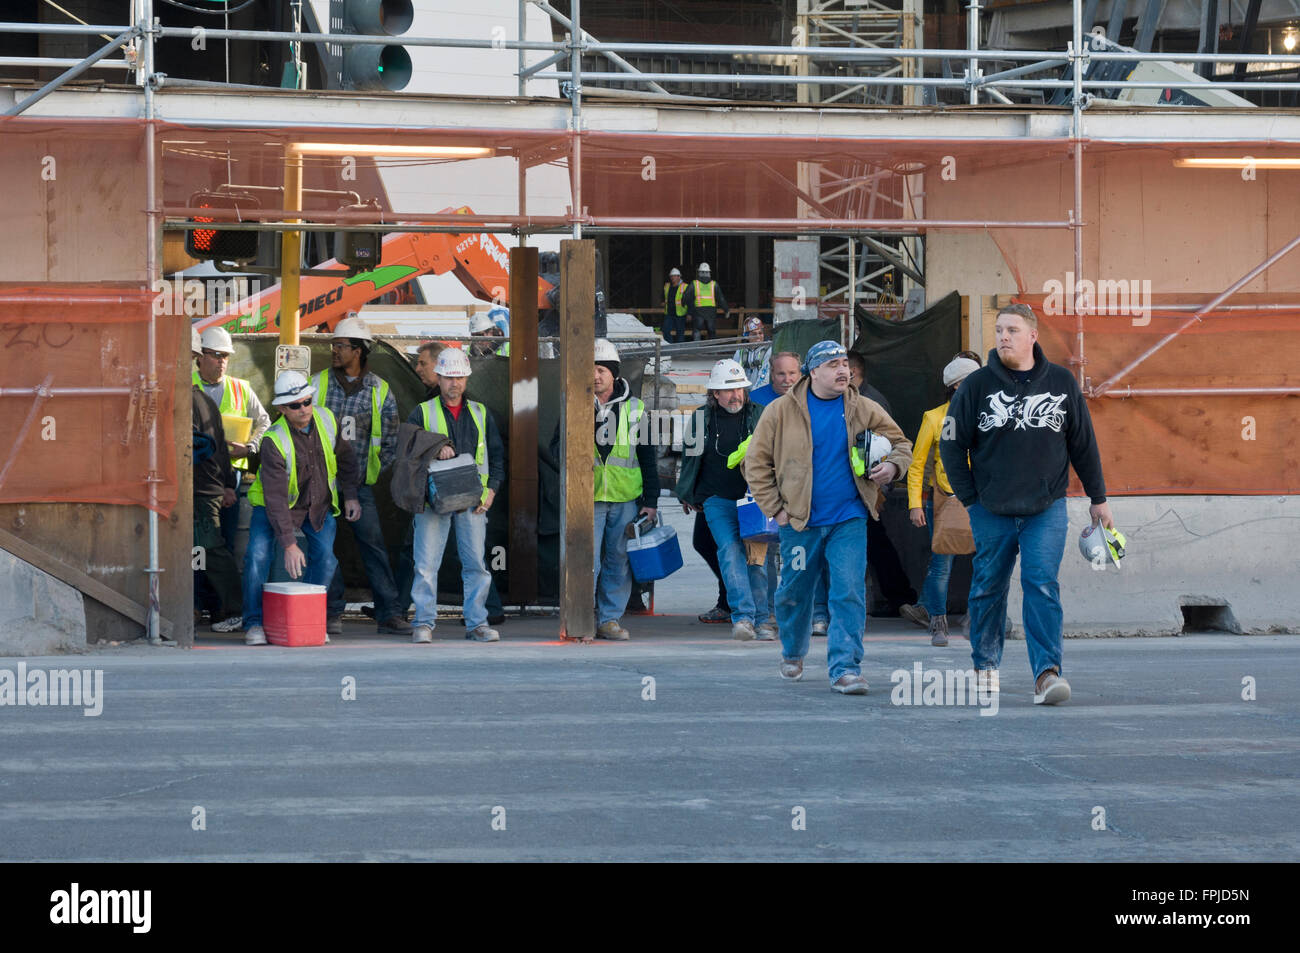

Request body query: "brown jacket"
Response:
[744, 377, 913, 532]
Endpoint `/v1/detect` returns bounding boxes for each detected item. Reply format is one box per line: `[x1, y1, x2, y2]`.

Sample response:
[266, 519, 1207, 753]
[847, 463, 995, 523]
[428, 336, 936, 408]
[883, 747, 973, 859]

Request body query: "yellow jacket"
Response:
[907, 402, 953, 509]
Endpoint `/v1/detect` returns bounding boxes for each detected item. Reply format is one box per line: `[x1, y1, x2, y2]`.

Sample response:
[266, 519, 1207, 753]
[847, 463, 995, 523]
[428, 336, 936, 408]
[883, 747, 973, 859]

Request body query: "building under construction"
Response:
[1, 0, 1297, 653]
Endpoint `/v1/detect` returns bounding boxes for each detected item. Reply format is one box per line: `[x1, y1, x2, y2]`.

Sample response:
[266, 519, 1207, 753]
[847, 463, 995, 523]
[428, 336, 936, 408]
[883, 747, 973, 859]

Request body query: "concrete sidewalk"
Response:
[2, 617, 1296, 862]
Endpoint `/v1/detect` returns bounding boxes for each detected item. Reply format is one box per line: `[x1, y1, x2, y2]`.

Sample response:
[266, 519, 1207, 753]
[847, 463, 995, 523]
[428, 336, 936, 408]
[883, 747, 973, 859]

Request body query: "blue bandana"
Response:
[802, 340, 848, 376]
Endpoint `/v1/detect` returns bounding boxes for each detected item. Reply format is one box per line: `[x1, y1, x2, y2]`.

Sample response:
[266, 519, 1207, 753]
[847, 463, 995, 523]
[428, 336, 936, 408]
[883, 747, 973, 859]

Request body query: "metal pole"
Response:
[4, 27, 136, 116]
[518, 0, 526, 95]
[1072, 0, 1086, 386]
[569, 0, 582, 240]
[142, 0, 162, 644]
[967, 0, 981, 104]
[1100, 386, 1300, 398]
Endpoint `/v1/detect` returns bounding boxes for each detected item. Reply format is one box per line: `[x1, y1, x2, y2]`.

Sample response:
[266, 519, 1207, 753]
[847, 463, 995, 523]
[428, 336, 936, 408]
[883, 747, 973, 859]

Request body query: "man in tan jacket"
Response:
[745, 341, 912, 693]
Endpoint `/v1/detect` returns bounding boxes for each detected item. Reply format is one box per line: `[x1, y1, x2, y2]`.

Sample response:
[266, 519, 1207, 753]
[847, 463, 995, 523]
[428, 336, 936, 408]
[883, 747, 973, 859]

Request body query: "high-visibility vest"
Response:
[419, 396, 490, 505]
[663, 282, 687, 317]
[692, 280, 717, 309]
[594, 397, 645, 503]
[192, 369, 257, 471]
[313, 369, 390, 486]
[246, 407, 340, 516]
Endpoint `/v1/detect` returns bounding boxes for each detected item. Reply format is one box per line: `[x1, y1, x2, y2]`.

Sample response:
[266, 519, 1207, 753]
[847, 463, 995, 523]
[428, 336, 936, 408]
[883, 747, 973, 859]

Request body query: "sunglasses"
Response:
[202, 349, 229, 359]
[283, 398, 312, 410]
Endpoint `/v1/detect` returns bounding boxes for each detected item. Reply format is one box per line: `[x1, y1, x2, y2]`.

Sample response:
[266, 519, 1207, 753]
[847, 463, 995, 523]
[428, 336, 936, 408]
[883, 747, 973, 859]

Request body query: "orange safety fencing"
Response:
[0, 285, 180, 515]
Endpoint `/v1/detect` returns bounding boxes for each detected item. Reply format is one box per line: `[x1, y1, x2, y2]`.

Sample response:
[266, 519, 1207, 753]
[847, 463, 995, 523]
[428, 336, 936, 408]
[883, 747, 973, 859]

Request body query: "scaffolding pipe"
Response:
[968, 0, 981, 105]
[3, 26, 136, 116]
[569, 0, 582, 240]
[0, 56, 130, 68]
[141, 1, 162, 644]
[1092, 232, 1300, 396]
[1100, 386, 1300, 397]
[1072, 0, 1087, 386]
[0, 386, 133, 396]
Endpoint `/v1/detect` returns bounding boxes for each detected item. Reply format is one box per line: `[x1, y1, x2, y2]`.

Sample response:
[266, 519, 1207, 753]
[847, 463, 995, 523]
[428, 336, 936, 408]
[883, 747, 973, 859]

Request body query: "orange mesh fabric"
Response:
[0, 285, 180, 514]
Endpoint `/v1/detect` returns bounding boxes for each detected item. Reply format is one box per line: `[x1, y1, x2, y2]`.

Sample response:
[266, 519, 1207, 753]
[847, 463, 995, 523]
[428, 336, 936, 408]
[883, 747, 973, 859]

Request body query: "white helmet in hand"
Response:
[1079, 519, 1126, 569]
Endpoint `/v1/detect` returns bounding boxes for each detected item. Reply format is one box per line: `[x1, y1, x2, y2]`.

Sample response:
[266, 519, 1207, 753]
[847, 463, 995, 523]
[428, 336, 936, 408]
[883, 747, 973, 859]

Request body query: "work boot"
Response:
[755, 621, 778, 641]
[811, 619, 829, 637]
[466, 625, 500, 643]
[326, 616, 343, 637]
[1034, 668, 1071, 706]
[377, 616, 412, 635]
[596, 620, 629, 641]
[899, 604, 930, 629]
[928, 614, 949, 647]
[779, 658, 804, 681]
[731, 621, 756, 641]
[412, 625, 433, 644]
[831, 674, 870, 695]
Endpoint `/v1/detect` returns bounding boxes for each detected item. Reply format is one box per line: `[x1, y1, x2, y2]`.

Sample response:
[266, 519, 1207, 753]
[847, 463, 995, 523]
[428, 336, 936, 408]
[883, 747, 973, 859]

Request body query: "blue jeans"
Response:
[921, 497, 955, 617]
[764, 546, 778, 622]
[775, 518, 868, 683]
[242, 505, 337, 629]
[594, 500, 637, 626]
[327, 484, 401, 621]
[702, 496, 768, 625]
[967, 498, 1068, 679]
[412, 508, 491, 631]
[663, 311, 684, 344]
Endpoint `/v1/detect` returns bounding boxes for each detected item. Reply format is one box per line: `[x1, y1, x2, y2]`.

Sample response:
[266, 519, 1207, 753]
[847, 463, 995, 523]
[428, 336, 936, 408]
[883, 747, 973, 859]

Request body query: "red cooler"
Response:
[262, 582, 328, 646]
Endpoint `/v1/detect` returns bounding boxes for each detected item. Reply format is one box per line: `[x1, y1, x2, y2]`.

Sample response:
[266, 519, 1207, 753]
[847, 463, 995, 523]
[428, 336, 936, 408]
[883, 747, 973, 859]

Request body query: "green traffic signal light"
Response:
[342, 0, 413, 92]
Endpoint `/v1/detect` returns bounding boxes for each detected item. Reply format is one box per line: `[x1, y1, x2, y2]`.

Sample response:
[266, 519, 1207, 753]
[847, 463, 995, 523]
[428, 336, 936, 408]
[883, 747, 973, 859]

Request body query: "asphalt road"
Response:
[1, 621, 1296, 862]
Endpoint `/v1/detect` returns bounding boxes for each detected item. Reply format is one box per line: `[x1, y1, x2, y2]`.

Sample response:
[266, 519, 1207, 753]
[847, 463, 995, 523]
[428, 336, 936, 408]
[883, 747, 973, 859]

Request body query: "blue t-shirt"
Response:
[807, 391, 869, 527]
[749, 383, 779, 407]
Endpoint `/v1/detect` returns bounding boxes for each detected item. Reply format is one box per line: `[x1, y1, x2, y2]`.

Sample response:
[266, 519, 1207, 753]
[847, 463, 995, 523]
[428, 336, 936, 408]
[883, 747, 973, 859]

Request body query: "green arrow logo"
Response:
[343, 265, 419, 291]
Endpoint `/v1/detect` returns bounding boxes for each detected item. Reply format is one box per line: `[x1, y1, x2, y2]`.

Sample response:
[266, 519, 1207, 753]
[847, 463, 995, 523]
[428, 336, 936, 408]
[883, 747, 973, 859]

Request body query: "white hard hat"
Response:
[594, 338, 620, 364]
[698, 262, 712, 276]
[468, 312, 496, 334]
[866, 432, 893, 470]
[434, 346, 472, 378]
[200, 326, 234, 355]
[332, 315, 373, 342]
[272, 370, 316, 406]
[669, 267, 681, 278]
[1079, 520, 1127, 569]
[707, 358, 751, 390]
[191, 325, 202, 356]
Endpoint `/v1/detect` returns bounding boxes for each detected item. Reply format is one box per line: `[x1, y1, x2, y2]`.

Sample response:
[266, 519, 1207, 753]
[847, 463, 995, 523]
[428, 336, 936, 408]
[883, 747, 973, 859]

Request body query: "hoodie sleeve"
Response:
[1065, 374, 1107, 503]
[484, 408, 506, 493]
[939, 379, 979, 507]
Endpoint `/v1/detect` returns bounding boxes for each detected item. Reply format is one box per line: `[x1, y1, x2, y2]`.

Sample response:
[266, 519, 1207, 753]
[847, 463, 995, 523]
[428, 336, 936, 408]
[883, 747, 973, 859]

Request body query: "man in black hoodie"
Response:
[939, 303, 1113, 706]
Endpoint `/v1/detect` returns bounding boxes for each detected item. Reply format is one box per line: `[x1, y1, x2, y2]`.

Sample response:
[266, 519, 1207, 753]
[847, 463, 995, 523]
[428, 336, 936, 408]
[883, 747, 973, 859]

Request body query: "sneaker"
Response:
[928, 614, 949, 647]
[698, 605, 730, 624]
[731, 621, 756, 641]
[831, 674, 870, 695]
[976, 668, 1000, 695]
[1034, 669, 1071, 706]
[466, 625, 500, 643]
[755, 621, 778, 641]
[899, 603, 930, 628]
[244, 625, 267, 646]
[811, 619, 828, 637]
[211, 614, 243, 633]
[779, 658, 804, 681]
[412, 625, 433, 644]
[596, 620, 629, 641]
[326, 616, 343, 637]
[377, 616, 413, 635]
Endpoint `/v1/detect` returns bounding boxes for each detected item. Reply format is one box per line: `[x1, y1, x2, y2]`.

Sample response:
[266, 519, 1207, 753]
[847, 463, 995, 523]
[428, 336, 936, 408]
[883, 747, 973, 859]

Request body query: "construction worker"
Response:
[734, 315, 772, 388]
[241, 371, 361, 647]
[469, 308, 511, 357]
[676, 359, 773, 642]
[662, 267, 688, 344]
[680, 262, 729, 342]
[190, 326, 242, 634]
[192, 325, 271, 552]
[313, 314, 409, 637]
[590, 338, 659, 640]
[407, 347, 506, 644]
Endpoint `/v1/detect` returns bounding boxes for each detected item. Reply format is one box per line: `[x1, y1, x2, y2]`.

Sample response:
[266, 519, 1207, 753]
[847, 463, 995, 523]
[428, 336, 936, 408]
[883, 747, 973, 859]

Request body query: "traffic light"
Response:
[184, 190, 261, 263]
[337, 0, 413, 92]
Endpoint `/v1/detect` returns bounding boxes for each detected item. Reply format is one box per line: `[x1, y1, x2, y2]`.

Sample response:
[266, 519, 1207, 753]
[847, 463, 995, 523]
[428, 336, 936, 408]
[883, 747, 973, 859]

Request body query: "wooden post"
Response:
[558, 239, 596, 641]
[280, 148, 302, 344]
[507, 246, 539, 607]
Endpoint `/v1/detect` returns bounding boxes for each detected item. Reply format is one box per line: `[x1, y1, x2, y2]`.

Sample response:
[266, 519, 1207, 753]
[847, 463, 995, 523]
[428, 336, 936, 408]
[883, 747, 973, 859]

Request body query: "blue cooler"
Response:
[626, 516, 683, 583]
[736, 492, 779, 542]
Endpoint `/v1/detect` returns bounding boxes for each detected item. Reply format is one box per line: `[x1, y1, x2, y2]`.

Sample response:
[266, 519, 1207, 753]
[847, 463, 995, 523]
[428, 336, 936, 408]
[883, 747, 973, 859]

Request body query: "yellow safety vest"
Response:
[692, 280, 717, 308]
[594, 397, 645, 504]
[663, 282, 687, 317]
[313, 369, 390, 486]
[192, 369, 257, 471]
[246, 407, 340, 516]
[419, 396, 490, 505]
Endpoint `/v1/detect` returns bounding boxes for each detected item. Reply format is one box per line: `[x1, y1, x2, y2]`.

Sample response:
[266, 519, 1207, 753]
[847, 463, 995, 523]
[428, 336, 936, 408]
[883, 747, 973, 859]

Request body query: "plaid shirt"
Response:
[317, 367, 399, 476]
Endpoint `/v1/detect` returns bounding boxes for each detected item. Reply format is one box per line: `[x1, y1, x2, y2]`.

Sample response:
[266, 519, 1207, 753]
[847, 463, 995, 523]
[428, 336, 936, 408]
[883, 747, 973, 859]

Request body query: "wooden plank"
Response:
[0, 524, 173, 639]
[558, 239, 596, 642]
[507, 245, 539, 606]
